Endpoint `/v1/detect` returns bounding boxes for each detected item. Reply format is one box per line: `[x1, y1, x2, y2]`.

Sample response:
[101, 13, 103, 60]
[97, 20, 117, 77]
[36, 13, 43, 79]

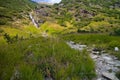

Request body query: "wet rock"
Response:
[79, 45, 87, 48]
[101, 50, 106, 53]
[102, 56, 112, 61]
[107, 61, 115, 65]
[92, 48, 102, 55]
[67, 41, 87, 51]
[67, 41, 120, 80]
[91, 55, 98, 59]
[69, 41, 75, 44]
[115, 47, 119, 52]
[102, 72, 119, 80]
[92, 51, 100, 55]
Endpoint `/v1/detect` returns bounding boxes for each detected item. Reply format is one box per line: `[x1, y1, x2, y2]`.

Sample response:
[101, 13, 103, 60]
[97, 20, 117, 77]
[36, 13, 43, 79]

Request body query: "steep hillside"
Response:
[0, 0, 40, 45]
[1, 0, 120, 35]
[0, 0, 37, 25]
[33, 0, 120, 34]
[54, 0, 120, 32]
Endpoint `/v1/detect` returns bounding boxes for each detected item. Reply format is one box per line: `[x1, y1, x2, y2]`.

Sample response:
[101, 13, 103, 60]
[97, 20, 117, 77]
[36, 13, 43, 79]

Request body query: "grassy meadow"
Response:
[0, 22, 120, 80]
[0, 36, 95, 80]
[62, 34, 120, 59]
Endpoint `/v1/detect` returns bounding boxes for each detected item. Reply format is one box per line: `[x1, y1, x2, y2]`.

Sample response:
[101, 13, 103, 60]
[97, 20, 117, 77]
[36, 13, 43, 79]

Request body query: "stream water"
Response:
[67, 41, 120, 80]
[29, 13, 39, 28]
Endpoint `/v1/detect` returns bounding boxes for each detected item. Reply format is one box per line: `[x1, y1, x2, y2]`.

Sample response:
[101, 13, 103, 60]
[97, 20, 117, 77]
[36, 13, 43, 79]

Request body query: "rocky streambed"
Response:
[67, 41, 120, 80]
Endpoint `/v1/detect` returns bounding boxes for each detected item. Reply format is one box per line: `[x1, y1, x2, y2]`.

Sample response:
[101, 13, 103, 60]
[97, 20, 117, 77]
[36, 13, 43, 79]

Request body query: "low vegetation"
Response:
[0, 37, 95, 80]
[62, 34, 120, 59]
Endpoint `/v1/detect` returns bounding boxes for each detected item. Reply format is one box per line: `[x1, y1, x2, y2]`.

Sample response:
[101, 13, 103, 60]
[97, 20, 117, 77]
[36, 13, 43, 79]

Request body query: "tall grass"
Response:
[0, 37, 95, 80]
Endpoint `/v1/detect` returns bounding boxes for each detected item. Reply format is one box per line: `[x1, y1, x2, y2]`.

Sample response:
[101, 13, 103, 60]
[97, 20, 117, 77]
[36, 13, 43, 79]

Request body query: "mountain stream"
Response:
[67, 41, 120, 80]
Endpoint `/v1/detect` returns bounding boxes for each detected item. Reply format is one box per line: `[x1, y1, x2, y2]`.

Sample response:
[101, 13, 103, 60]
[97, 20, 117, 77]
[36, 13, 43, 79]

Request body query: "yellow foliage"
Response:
[81, 21, 111, 32]
[40, 22, 65, 34]
[0, 36, 6, 46]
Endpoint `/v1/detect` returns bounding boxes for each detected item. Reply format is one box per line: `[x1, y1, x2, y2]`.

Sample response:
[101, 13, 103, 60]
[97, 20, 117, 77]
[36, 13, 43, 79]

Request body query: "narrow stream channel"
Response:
[67, 41, 120, 80]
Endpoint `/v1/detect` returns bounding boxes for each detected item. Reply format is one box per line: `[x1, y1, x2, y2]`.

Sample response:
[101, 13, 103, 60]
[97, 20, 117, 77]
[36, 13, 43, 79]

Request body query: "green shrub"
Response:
[3, 33, 19, 44]
[3, 33, 11, 43]
[108, 41, 120, 49]
[0, 19, 7, 25]
[114, 28, 120, 36]
[116, 71, 120, 79]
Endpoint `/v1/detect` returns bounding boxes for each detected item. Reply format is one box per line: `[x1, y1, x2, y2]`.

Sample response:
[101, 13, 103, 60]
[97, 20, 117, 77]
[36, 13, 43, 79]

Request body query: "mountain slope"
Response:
[0, 0, 37, 25]
[33, 0, 120, 33]
[55, 0, 120, 32]
[0, 0, 40, 46]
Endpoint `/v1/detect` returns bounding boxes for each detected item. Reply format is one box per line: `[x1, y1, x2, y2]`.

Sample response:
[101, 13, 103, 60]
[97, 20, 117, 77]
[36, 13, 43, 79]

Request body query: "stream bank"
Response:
[67, 41, 120, 80]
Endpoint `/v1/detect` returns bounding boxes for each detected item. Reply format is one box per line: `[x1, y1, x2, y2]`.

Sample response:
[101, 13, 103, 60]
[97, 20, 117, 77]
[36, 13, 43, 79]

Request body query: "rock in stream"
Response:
[67, 41, 120, 80]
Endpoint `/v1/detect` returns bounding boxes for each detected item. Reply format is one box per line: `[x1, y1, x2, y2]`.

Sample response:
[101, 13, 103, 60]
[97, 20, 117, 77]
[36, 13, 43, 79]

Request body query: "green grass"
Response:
[40, 22, 65, 35]
[0, 25, 42, 45]
[0, 37, 95, 80]
[62, 33, 120, 59]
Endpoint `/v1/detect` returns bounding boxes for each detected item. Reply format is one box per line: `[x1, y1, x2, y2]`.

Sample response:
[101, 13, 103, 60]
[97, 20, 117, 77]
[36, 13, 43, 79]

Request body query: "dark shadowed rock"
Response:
[102, 72, 119, 80]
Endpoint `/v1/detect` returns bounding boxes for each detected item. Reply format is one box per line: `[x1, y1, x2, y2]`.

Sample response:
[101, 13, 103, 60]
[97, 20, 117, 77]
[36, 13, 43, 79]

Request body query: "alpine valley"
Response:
[0, 0, 120, 80]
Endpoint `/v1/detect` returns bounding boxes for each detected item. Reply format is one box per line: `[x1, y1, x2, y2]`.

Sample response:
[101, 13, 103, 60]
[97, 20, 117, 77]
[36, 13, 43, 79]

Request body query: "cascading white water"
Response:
[29, 13, 39, 28]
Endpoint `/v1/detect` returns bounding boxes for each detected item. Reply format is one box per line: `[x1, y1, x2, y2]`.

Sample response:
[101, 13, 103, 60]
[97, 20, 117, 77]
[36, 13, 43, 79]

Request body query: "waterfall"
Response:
[29, 13, 39, 28]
